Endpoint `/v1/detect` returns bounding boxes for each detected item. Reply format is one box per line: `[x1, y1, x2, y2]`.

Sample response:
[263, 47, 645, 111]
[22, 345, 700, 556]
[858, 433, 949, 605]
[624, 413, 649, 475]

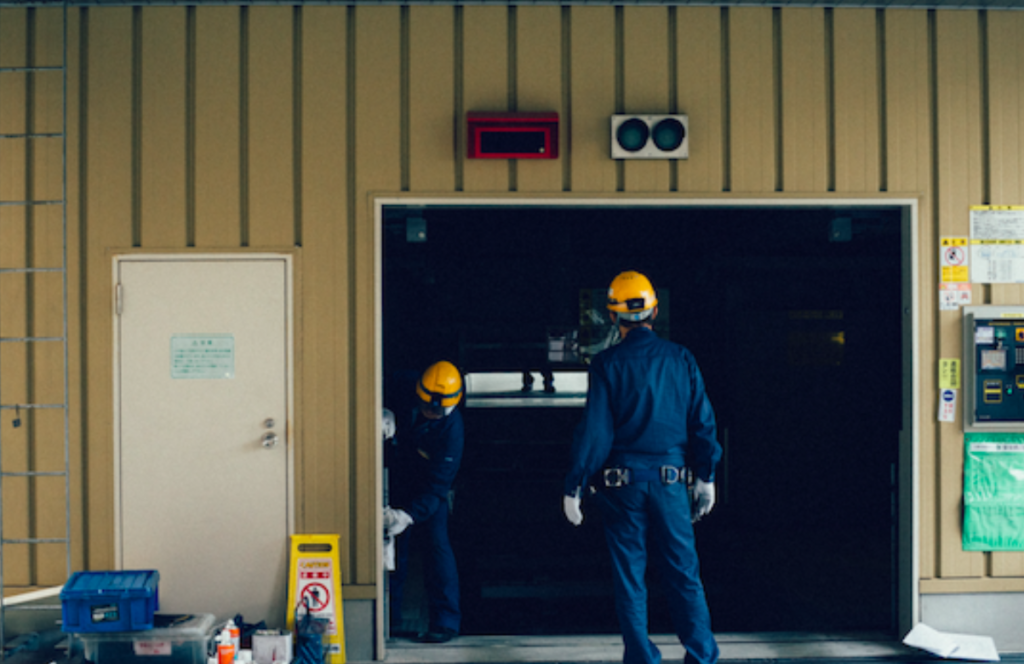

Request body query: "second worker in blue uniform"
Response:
[563, 271, 723, 664]
[385, 360, 465, 644]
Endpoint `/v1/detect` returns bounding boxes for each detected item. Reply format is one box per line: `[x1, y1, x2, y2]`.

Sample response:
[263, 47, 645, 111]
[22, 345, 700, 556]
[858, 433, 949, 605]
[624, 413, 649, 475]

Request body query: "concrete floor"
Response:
[5, 630, 1021, 663]
[1, 588, 1013, 664]
[381, 632, 944, 663]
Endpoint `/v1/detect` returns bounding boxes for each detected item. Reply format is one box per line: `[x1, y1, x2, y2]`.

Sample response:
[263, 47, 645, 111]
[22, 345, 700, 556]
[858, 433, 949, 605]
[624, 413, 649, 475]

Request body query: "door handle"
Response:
[262, 432, 279, 449]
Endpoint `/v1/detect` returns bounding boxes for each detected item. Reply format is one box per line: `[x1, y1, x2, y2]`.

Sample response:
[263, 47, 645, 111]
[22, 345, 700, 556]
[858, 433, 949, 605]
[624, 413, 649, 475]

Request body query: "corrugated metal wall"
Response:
[3, 3, 1024, 601]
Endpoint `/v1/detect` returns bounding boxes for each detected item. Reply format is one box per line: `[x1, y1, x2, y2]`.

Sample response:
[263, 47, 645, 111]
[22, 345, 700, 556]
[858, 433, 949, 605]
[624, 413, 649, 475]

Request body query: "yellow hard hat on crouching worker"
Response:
[607, 271, 659, 322]
[416, 360, 463, 417]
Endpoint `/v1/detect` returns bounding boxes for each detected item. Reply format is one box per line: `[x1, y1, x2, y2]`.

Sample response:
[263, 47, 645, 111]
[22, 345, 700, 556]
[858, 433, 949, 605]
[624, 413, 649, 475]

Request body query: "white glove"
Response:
[690, 479, 716, 522]
[383, 506, 414, 537]
[382, 408, 396, 440]
[383, 506, 398, 531]
[563, 490, 583, 526]
[383, 535, 396, 571]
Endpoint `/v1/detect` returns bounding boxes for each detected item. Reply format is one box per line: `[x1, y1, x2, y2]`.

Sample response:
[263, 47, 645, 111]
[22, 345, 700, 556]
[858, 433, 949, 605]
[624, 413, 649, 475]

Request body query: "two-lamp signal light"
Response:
[611, 115, 688, 159]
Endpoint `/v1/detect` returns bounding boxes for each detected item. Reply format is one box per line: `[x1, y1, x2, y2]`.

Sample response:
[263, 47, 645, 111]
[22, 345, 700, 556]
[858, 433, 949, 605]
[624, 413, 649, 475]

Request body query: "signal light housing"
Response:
[610, 114, 689, 159]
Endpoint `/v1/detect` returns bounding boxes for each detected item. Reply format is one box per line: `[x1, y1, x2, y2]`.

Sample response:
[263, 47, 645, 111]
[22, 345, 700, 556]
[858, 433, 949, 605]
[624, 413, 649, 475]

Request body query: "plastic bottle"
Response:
[226, 618, 241, 654]
[217, 626, 236, 664]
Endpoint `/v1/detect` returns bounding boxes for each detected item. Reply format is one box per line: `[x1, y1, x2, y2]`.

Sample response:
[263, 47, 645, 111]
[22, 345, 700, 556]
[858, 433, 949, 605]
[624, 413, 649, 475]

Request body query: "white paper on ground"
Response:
[903, 623, 1001, 661]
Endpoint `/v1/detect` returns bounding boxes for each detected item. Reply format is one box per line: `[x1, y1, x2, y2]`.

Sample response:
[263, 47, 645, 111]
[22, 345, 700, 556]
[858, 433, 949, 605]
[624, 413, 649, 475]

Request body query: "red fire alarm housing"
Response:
[467, 112, 559, 159]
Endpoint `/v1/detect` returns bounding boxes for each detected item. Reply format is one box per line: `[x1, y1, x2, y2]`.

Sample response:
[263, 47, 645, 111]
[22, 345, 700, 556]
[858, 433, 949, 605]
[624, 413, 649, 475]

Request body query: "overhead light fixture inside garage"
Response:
[611, 114, 688, 159]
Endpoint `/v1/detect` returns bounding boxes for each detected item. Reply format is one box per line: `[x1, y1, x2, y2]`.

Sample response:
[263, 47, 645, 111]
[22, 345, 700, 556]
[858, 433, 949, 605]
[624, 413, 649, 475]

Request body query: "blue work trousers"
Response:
[596, 481, 719, 664]
[391, 502, 461, 633]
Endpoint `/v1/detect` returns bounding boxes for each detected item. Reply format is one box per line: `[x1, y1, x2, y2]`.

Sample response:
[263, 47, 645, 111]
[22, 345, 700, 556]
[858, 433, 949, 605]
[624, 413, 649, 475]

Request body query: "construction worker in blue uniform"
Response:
[563, 271, 722, 664]
[384, 360, 464, 644]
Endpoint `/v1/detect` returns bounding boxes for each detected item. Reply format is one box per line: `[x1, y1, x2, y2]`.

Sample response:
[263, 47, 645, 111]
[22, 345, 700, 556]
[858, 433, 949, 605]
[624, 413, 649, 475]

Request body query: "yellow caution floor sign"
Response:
[287, 534, 346, 663]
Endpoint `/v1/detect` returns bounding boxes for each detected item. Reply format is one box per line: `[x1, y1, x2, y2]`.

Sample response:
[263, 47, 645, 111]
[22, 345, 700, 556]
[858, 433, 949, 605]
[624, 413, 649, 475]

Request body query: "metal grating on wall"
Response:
[0, 1, 72, 656]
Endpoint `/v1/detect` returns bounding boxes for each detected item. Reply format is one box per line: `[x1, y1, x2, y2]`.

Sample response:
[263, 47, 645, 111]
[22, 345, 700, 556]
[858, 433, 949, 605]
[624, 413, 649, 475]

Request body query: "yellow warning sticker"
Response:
[940, 359, 961, 390]
[940, 237, 969, 283]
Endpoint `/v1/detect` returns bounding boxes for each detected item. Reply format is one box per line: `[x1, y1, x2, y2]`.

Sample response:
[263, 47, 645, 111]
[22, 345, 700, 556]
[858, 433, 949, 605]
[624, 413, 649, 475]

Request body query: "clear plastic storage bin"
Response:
[70, 613, 216, 664]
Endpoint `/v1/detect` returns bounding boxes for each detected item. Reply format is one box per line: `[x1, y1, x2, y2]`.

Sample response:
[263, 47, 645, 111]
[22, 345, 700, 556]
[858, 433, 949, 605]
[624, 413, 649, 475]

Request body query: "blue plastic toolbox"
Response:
[60, 570, 160, 633]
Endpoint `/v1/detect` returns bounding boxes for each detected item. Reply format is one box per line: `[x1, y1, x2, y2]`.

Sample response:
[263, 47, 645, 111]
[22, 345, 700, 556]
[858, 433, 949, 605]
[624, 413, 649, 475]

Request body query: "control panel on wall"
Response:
[964, 306, 1024, 431]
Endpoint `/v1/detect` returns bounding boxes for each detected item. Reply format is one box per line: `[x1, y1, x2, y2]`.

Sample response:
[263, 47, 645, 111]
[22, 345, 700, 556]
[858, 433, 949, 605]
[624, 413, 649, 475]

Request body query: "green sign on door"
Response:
[170, 334, 235, 379]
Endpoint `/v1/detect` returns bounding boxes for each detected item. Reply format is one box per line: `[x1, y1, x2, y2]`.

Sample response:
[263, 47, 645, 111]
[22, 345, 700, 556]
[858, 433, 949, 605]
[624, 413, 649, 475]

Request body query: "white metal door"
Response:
[115, 255, 293, 627]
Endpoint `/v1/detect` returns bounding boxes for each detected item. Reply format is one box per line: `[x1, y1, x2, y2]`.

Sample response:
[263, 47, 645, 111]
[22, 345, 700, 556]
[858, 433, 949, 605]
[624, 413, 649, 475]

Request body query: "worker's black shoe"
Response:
[417, 627, 458, 643]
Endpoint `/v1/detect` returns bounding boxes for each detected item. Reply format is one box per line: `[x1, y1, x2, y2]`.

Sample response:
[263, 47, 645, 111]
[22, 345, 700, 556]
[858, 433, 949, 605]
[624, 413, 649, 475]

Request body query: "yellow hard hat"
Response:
[416, 361, 463, 409]
[607, 271, 658, 321]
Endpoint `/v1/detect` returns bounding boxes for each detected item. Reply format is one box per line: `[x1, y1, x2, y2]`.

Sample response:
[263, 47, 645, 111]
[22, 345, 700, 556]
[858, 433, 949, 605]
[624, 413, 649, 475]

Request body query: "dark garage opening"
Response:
[382, 203, 905, 637]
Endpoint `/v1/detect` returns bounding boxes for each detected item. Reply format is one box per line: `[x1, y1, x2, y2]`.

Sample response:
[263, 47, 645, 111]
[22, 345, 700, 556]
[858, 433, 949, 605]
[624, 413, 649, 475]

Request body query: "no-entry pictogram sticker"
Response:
[941, 237, 970, 283]
[287, 534, 346, 663]
[300, 582, 331, 612]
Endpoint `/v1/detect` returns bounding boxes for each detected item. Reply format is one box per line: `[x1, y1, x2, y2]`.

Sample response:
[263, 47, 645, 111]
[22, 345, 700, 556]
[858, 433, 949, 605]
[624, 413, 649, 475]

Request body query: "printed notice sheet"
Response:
[970, 206, 1024, 283]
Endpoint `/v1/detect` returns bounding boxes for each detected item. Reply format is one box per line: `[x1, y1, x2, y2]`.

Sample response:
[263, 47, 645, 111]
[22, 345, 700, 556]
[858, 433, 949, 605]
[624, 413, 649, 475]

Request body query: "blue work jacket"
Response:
[563, 326, 722, 495]
[389, 408, 465, 523]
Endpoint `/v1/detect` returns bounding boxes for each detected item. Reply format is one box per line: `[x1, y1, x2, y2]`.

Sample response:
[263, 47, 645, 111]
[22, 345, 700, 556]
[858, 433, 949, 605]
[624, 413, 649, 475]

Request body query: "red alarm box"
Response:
[467, 112, 559, 159]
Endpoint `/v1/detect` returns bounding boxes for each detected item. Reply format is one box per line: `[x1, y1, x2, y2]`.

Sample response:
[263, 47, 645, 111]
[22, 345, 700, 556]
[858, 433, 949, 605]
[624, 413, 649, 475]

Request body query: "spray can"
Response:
[226, 618, 241, 653]
[217, 626, 236, 664]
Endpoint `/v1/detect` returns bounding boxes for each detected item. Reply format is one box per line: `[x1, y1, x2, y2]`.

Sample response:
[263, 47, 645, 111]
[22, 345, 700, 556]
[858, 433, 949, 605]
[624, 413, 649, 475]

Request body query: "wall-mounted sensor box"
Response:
[467, 112, 559, 159]
[963, 306, 1024, 431]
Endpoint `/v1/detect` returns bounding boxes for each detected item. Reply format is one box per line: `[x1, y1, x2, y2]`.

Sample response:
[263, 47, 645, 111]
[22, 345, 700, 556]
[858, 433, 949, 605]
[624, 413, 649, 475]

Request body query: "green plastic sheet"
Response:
[963, 432, 1024, 551]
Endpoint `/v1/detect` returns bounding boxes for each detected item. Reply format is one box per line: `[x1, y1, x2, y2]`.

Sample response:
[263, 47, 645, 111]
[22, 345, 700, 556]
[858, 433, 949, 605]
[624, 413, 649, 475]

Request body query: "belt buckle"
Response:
[604, 468, 629, 487]
[660, 466, 680, 484]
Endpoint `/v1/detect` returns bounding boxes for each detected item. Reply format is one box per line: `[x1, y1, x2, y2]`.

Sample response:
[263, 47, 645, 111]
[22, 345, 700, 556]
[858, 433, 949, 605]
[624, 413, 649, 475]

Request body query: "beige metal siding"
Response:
[885, 9, 938, 585]
[781, 8, 827, 193]
[570, 7, 616, 193]
[936, 9, 984, 582]
[729, 8, 775, 193]
[298, 2, 349, 556]
[833, 8, 881, 193]
[353, 5, 399, 593]
[677, 7, 723, 194]
[84, 6, 133, 575]
[194, 7, 243, 248]
[409, 6, 456, 193]
[4, 3, 1024, 601]
[140, 8, 187, 249]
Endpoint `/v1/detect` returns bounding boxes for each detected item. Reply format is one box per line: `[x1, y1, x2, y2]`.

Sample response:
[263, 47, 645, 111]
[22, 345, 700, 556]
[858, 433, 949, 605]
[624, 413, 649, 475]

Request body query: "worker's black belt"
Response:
[601, 466, 686, 487]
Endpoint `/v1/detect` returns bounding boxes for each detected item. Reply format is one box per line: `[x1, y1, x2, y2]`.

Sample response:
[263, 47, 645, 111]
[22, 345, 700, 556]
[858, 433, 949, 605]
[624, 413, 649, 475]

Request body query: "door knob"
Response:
[262, 432, 279, 449]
